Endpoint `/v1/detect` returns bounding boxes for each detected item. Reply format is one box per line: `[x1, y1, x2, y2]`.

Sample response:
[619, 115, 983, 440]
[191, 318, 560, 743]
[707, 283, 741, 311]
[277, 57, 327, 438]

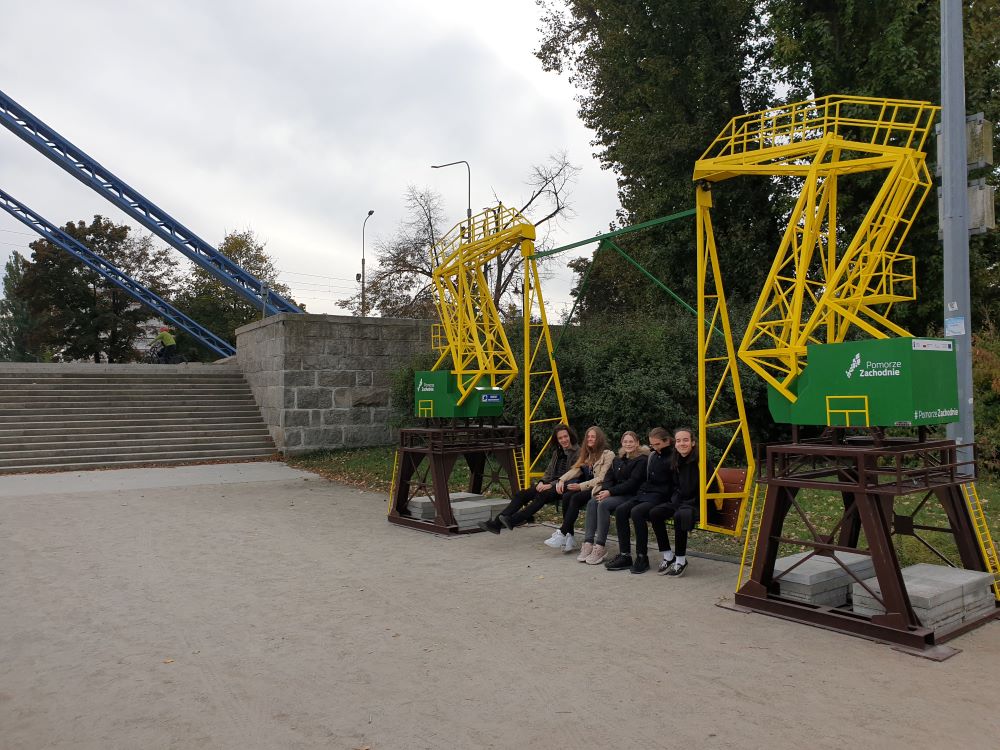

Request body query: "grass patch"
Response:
[288, 446, 1000, 566]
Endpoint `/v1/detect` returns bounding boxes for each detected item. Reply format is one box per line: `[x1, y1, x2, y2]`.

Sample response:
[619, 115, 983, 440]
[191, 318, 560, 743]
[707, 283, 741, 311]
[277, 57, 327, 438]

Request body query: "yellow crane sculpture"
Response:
[694, 95, 939, 532]
[429, 204, 568, 486]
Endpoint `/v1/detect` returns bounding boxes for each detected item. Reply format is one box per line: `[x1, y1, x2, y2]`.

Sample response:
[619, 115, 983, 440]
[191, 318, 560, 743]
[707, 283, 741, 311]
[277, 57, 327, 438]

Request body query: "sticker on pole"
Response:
[944, 317, 966, 337]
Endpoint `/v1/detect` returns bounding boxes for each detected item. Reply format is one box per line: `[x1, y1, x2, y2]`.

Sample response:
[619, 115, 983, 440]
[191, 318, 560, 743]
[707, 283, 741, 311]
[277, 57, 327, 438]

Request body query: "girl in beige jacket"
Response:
[543, 426, 615, 553]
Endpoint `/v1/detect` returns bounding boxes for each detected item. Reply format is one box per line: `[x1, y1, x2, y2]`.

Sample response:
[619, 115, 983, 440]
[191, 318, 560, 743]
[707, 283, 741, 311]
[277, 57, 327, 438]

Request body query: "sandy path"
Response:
[1, 464, 998, 749]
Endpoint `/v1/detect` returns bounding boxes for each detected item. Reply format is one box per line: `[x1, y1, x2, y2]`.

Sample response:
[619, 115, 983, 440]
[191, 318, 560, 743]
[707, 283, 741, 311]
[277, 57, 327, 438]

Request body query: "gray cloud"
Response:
[0, 0, 619, 314]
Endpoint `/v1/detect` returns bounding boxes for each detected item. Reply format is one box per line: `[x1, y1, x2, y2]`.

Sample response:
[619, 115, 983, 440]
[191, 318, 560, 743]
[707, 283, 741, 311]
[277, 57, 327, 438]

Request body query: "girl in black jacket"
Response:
[578, 431, 650, 565]
[648, 427, 698, 577]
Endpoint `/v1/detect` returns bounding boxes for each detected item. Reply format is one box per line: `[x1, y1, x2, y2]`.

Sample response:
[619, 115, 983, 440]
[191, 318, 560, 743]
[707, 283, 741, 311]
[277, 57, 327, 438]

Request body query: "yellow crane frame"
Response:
[430, 205, 567, 486]
[693, 95, 939, 527]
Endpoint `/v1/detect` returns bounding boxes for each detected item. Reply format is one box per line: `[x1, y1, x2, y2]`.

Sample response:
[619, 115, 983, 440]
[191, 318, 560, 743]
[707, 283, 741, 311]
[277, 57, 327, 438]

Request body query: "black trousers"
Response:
[649, 502, 698, 557]
[628, 494, 671, 556]
[613, 497, 640, 553]
[558, 489, 592, 535]
[500, 486, 561, 527]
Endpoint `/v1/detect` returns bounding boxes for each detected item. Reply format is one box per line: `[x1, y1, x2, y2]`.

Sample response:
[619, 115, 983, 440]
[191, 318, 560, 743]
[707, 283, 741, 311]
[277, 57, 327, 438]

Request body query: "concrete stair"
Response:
[0, 363, 277, 473]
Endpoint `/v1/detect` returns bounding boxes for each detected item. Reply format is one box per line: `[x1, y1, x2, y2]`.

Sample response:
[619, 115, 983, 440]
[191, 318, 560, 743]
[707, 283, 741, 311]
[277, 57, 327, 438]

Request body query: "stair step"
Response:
[0, 426, 270, 443]
[0, 445, 277, 469]
[0, 414, 267, 428]
[0, 454, 276, 474]
[0, 405, 262, 418]
[0, 416, 266, 431]
[0, 438, 276, 460]
[0, 434, 274, 452]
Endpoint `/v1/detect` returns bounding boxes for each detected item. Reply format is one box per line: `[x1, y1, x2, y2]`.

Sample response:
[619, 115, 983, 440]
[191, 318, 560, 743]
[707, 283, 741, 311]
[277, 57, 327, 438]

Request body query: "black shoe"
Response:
[605, 553, 633, 571]
[629, 554, 650, 574]
[478, 518, 501, 535]
[664, 560, 688, 577]
[498, 514, 514, 530]
[525, 515, 535, 525]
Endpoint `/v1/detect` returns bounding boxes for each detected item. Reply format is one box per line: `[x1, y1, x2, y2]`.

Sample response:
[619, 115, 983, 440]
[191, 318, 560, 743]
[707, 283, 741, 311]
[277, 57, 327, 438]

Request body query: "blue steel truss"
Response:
[0, 188, 236, 358]
[0, 89, 301, 316]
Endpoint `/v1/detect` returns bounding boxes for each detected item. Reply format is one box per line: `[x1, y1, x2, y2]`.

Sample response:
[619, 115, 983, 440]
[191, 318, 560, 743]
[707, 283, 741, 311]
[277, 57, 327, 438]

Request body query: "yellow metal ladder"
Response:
[513, 447, 527, 491]
[962, 482, 1000, 600]
[388, 449, 401, 517]
[736, 482, 764, 592]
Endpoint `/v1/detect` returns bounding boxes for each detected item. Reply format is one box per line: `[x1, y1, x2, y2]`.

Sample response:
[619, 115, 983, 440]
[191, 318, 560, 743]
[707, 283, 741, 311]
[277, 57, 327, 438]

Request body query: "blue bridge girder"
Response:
[0, 187, 237, 358]
[0, 88, 302, 317]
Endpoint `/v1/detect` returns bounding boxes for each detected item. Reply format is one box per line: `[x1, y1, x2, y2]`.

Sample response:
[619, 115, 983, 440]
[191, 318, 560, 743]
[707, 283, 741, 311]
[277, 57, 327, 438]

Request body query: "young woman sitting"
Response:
[543, 426, 614, 553]
[648, 427, 699, 577]
[605, 427, 674, 574]
[478, 424, 579, 534]
[578, 431, 649, 565]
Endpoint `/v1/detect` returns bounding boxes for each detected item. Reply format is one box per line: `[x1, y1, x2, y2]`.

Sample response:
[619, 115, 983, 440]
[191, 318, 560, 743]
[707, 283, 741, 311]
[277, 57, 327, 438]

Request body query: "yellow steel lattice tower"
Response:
[693, 95, 939, 513]
[430, 205, 567, 485]
[431, 206, 525, 403]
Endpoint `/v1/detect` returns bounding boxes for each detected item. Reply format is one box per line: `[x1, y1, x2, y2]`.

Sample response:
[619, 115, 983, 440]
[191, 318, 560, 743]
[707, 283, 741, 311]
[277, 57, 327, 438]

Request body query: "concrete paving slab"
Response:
[2, 464, 999, 750]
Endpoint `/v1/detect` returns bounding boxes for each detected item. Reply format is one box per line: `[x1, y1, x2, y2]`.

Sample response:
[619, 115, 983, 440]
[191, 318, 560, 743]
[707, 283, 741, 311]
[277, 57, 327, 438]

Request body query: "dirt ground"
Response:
[2, 463, 999, 750]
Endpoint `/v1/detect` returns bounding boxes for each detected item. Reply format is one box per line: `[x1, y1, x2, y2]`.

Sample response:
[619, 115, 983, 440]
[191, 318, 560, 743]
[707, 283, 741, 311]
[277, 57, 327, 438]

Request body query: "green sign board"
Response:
[768, 337, 959, 427]
[413, 370, 504, 419]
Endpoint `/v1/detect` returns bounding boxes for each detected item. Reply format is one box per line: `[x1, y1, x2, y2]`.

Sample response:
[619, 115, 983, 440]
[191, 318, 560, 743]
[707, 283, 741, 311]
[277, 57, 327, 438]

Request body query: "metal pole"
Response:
[431, 160, 472, 234]
[362, 209, 374, 317]
[940, 0, 974, 474]
[260, 282, 268, 321]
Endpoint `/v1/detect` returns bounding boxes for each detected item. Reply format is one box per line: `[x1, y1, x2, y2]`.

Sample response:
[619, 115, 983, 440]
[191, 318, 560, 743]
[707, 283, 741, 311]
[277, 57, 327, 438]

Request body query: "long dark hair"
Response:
[552, 423, 578, 448]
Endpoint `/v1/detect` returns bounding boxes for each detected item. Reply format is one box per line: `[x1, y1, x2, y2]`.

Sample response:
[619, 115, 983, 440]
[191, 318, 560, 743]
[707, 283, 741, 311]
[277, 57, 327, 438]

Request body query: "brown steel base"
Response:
[387, 425, 519, 535]
[736, 432, 998, 653]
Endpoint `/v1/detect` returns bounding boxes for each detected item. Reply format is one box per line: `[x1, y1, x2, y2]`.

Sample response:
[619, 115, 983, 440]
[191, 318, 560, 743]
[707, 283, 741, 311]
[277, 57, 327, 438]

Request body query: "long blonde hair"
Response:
[573, 426, 608, 468]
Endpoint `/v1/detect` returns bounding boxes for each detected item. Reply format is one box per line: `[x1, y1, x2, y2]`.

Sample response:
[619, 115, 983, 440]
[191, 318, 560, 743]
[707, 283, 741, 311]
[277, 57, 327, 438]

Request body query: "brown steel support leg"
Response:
[389, 451, 423, 519]
[464, 452, 486, 494]
[494, 448, 517, 498]
[856, 493, 918, 631]
[738, 484, 795, 598]
[838, 491, 862, 549]
[430, 454, 459, 528]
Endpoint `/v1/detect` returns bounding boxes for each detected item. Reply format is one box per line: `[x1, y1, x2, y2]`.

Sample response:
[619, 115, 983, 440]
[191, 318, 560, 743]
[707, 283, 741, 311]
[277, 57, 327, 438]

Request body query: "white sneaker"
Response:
[543, 531, 567, 548]
[562, 534, 577, 553]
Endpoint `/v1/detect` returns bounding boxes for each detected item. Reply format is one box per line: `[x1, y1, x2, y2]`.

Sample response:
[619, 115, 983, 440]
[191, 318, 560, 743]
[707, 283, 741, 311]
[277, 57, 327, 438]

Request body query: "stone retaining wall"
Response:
[235, 313, 432, 455]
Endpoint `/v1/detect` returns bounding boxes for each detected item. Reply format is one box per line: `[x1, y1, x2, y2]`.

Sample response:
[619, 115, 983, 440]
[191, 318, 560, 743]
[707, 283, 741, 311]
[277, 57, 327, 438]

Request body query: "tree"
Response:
[766, 0, 1000, 334]
[0, 251, 39, 361]
[174, 229, 296, 361]
[537, 0, 782, 320]
[17, 216, 179, 362]
[339, 152, 581, 318]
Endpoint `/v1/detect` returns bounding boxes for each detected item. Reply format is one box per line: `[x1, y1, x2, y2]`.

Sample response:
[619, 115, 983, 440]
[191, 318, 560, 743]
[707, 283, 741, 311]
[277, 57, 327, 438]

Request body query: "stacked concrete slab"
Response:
[774, 551, 876, 607]
[406, 493, 509, 529]
[852, 563, 996, 631]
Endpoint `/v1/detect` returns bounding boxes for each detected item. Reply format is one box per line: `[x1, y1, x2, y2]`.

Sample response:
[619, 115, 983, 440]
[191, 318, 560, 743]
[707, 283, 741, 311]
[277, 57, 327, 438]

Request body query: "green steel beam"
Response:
[530, 207, 696, 259]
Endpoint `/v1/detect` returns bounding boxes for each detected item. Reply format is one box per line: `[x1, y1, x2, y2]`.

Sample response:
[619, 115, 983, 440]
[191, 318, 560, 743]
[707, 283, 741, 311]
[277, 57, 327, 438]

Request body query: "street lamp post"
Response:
[431, 159, 472, 230]
[940, 0, 974, 474]
[362, 209, 374, 317]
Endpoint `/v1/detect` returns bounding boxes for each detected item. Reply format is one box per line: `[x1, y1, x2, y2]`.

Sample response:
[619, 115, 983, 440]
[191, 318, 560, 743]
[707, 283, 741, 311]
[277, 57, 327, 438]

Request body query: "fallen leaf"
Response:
[162, 658, 174, 664]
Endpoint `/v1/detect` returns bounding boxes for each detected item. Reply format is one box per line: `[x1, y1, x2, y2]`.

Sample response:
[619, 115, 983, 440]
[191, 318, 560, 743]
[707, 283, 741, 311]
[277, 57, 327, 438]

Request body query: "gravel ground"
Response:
[2, 463, 998, 750]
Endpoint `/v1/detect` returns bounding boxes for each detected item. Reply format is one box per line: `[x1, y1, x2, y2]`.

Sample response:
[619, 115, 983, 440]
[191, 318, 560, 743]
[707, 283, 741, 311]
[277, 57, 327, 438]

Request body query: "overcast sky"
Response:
[0, 0, 621, 316]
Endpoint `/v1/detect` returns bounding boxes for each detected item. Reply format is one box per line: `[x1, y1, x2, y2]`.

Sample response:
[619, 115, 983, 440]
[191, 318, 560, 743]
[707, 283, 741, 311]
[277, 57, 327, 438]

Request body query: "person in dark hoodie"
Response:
[649, 427, 699, 577]
[605, 427, 674, 574]
[578, 430, 650, 565]
[478, 424, 579, 534]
